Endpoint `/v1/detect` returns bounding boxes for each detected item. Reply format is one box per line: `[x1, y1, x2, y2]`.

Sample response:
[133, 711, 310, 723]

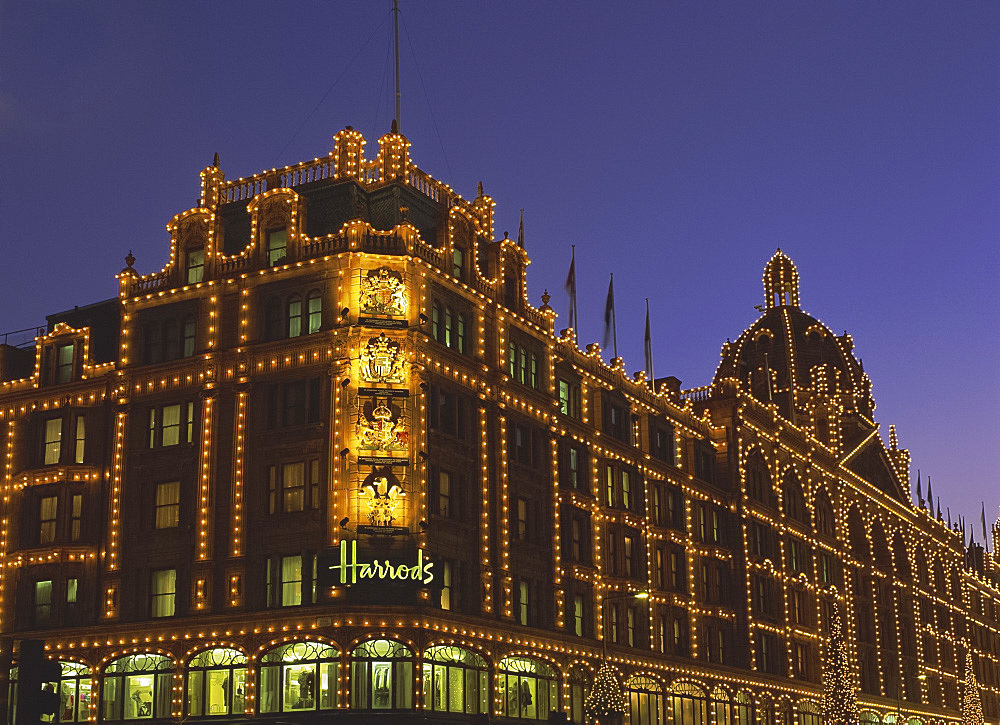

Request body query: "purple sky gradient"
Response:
[1, 2, 997, 538]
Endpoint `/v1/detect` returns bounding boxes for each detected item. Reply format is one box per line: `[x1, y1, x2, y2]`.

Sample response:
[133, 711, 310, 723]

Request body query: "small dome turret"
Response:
[763, 248, 800, 309]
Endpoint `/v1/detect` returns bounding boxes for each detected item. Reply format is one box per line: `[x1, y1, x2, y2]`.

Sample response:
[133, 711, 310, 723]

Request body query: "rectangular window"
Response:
[653, 425, 675, 464]
[155, 481, 180, 529]
[712, 510, 720, 543]
[670, 550, 683, 590]
[624, 535, 634, 577]
[56, 343, 74, 383]
[438, 470, 451, 517]
[517, 497, 528, 541]
[151, 569, 176, 617]
[44, 418, 62, 465]
[282, 462, 305, 512]
[307, 292, 322, 334]
[568, 447, 580, 489]
[627, 607, 636, 647]
[281, 555, 302, 606]
[186, 248, 205, 284]
[74, 415, 86, 463]
[182, 318, 196, 357]
[310, 459, 320, 510]
[621, 470, 631, 510]
[35, 580, 52, 625]
[161, 404, 181, 446]
[66, 578, 78, 604]
[559, 380, 571, 415]
[518, 580, 530, 625]
[186, 401, 195, 443]
[571, 519, 582, 561]
[267, 229, 287, 266]
[441, 561, 453, 611]
[574, 595, 584, 636]
[39, 496, 58, 544]
[605, 466, 615, 507]
[70, 493, 82, 541]
[508, 343, 517, 377]
[452, 248, 464, 278]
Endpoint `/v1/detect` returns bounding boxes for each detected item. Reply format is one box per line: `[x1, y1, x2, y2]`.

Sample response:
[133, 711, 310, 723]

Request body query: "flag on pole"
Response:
[644, 298, 654, 391]
[564, 246, 577, 331]
[603, 274, 617, 358]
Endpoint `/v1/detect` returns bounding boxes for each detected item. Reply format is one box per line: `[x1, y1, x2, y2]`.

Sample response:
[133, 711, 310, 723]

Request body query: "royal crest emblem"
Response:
[359, 473, 405, 527]
[360, 333, 405, 384]
[357, 398, 408, 451]
[360, 267, 407, 316]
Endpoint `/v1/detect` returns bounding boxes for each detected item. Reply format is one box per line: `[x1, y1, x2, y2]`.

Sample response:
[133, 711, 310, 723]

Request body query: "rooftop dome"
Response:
[714, 251, 875, 443]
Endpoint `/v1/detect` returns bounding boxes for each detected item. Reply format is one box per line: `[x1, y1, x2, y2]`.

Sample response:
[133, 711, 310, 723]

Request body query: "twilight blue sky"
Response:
[1, 2, 997, 536]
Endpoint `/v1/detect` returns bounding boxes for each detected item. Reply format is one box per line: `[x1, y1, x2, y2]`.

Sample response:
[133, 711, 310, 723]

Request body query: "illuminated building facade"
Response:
[0, 125, 997, 725]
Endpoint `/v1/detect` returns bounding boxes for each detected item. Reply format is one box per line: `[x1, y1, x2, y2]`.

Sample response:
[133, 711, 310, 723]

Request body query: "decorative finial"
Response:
[541, 289, 550, 305]
[889, 424, 898, 451]
[125, 250, 135, 269]
[503, 231, 509, 240]
[213, 152, 219, 168]
[390, 118, 399, 134]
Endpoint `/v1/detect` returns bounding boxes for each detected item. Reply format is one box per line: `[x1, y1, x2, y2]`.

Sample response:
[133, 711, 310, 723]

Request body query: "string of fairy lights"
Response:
[0, 127, 995, 723]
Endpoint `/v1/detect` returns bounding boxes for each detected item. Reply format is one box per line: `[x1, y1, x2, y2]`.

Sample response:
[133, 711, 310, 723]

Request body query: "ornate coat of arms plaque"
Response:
[357, 398, 408, 451]
[360, 333, 405, 384]
[359, 472, 405, 527]
[360, 267, 407, 316]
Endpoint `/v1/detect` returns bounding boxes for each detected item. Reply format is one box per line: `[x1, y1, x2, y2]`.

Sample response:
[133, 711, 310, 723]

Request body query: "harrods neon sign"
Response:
[326, 539, 434, 586]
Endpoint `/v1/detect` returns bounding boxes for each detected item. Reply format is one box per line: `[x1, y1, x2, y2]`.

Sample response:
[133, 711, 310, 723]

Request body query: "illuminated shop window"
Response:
[626, 675, 664, 725]
[10, 661, 93, 724]
[350, 639, 413, 710]
[711, 686, 732, 725]
[267, 229, 287, 266]
[496, 656, 556, 720]
[669, 682, 706, 725]
[568, 666, 590, 724]
[101, 653, 173, 721]
[186, 248, 204, 284]
[797, 700, 822, 725]
[259, 641, 338, 713]
[186, 648, 247, 717]
[44, 418, 62, 464]
[421, 645, 488, 714]
[735, 691, 755, 725]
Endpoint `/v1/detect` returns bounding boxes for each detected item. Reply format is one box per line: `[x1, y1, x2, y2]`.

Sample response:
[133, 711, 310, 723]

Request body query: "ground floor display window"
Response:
[712, 686, 732, 725]
[421, 645, 488, 714]
[497, 656, 556, 720]
[350, 639, 413, 710]
[101, 654, 173, 720]
[669, 682, 707, 725]
[259, 641, 339, 713]
[627, 675, 664, 725]
[186, 648, 248, 717]
[568, 666, 591, 724]
[797, 700, 822, 725]
[736, 691, 755, 725]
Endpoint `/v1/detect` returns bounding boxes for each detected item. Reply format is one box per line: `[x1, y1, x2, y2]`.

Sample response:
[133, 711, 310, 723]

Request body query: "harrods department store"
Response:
[0, 125, 997, 725]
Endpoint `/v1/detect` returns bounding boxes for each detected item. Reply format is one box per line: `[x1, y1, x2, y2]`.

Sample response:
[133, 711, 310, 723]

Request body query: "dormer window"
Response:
[267, 229, 288, 266]
[56, 343, 74, 383]
[452, 248, 465, 278]
[186, 247, 205, 284]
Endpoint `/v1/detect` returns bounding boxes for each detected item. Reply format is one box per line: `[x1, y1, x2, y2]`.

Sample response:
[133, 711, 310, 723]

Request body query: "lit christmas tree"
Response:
[962, 653, 984, 725]
[585, 662, 626, 723]
[822, 608, 860, 725]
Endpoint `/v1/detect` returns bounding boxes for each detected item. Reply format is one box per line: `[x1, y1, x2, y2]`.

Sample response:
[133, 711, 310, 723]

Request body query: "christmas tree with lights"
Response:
[962, 653, 984, 725]
[585, 662, 626, 723]
[822, 608, 860, 725]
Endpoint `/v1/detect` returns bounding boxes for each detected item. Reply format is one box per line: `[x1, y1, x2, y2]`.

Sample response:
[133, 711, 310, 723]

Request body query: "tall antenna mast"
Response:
[393, 0, 401, 131]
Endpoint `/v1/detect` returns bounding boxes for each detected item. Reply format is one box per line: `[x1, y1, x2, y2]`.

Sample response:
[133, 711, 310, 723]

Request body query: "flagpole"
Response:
[645, 298, 655, 392]
[571, 246, 577, 330]
[611, 274, 618, 359]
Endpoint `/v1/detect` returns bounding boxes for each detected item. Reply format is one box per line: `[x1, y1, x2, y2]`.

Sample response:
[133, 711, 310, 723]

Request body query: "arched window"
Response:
[444, 307, 454, 348]
[432, 302, 441, 341]
[186, 648, 247, 717]
[421, 645, 487, 714]
[711, 686, 731, 725]
[101, 653, 173, 721]
[568, 666, 590, 724]
[306, 290, 322, 334]
[735, 691, 754, 725]
[10, 661, 93, 723]
[797, 700, 822, 725]
[350, 639, 413, 710]
[182, 316, 196, 357]
[860, 711, 880, 725]
[670, 682, 706, 725]
[497, 656, 557, 720]
[626, 675, 664, 725]
[264, 297, 282, 341]
[287, 295, 303, 338]
[456, 313, 466, 353]
[759, 695, 776, 725]
[259, 641, 338, 713]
